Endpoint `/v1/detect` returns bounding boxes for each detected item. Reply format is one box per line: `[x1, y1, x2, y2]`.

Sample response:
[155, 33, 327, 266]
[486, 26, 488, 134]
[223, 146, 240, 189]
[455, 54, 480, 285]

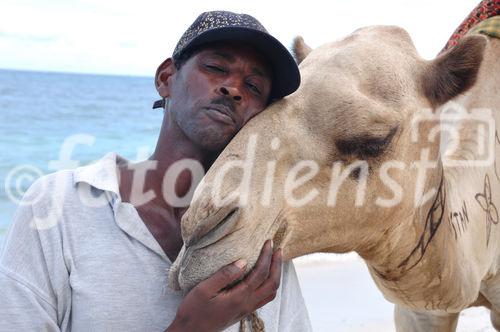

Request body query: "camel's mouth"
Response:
[168, 207, 243, 292]
[184, 205, 241, 247]
[187, 207, 242, 250]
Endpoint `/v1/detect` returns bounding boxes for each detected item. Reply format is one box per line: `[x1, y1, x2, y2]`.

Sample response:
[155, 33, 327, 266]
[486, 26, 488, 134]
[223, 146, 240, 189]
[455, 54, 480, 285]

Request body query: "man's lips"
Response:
[204, 104, 236, 126]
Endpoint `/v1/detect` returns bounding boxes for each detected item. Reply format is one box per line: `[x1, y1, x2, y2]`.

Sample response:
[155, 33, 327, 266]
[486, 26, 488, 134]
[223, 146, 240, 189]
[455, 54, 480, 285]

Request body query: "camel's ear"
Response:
[423, 35, 487, 106]
[292, 36, 312, 64]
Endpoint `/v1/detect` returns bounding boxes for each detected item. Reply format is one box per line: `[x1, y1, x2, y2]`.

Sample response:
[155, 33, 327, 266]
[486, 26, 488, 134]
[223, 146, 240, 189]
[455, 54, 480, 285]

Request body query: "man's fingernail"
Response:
[269, 239, 273, 249]
[235, 259, 247, 269]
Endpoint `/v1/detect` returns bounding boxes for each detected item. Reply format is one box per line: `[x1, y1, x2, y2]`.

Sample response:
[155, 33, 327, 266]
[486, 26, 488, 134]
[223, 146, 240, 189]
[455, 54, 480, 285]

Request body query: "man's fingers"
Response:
[254, 292, 277, 309]
[197, 259, 247, 296]
[254, 249, 282, 301]
[240, 240, 273, 290]
[250, 250, 283, 310]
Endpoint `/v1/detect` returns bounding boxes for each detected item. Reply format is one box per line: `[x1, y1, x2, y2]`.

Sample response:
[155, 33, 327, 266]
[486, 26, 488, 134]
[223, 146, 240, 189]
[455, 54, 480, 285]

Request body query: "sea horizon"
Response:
[0, 66, 154, 80]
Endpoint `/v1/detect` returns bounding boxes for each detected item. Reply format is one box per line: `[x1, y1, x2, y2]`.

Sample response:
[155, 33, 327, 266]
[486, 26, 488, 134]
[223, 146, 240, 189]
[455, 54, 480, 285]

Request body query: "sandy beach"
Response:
[293, 254, 494, 332]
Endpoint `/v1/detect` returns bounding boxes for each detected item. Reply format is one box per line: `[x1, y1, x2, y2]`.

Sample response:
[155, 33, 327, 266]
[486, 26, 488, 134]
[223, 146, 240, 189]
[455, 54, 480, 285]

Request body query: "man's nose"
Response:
[218, 86, 242, 102]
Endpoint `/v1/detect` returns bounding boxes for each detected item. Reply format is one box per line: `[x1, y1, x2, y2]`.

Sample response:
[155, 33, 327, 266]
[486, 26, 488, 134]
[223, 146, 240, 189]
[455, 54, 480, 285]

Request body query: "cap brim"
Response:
[180, 27, 300, 101]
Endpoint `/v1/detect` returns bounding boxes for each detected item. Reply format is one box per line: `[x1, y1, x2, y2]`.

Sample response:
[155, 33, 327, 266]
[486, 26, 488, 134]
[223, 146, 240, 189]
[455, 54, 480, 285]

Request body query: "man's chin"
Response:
[192, 130, 234, 152]
[181, 120, 235, 152]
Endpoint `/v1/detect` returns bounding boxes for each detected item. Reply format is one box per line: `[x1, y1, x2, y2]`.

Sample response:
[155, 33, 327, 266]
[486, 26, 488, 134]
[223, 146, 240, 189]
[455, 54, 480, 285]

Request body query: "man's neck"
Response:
[116, 113, 218, 261]
[151, 114, 216, 198]
[120, 113, 217, 209]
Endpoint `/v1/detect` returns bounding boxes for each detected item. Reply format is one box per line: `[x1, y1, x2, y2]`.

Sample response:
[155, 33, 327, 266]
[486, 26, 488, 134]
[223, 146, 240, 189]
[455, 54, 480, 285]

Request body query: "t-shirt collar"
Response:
[73, 152, 126, 197]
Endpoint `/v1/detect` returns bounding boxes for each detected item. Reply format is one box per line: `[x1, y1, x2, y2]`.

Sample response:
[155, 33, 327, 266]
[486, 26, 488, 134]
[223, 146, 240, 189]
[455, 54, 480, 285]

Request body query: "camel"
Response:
[169, 24, 500, 331]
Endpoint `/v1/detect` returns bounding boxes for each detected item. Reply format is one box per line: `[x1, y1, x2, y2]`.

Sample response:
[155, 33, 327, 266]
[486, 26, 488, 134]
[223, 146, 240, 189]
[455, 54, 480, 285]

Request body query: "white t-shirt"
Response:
[0, 153, 312, 332]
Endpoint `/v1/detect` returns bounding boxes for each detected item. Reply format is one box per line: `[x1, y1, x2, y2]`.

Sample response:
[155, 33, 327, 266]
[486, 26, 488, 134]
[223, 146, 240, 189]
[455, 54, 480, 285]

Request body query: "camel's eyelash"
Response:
[336, 126, 398, 159]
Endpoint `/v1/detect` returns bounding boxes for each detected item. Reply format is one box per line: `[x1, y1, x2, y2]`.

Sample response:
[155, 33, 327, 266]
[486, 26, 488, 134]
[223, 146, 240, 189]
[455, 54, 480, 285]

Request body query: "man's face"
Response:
[168, 43, 273, 151]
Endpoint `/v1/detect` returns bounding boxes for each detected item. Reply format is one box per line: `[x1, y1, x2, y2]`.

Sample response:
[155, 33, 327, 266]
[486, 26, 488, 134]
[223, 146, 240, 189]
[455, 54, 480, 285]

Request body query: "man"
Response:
[0, 11, 312, 331]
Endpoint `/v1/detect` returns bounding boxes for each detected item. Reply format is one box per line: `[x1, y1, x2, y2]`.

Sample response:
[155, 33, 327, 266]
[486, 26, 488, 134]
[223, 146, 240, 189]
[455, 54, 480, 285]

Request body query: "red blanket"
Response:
[441, 0, 500, 54]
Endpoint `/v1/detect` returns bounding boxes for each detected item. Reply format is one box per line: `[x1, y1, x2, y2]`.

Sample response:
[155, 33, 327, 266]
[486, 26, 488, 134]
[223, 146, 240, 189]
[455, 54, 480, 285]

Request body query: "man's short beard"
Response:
[190, 125, 232, 151]
[177, 114, 233, 152]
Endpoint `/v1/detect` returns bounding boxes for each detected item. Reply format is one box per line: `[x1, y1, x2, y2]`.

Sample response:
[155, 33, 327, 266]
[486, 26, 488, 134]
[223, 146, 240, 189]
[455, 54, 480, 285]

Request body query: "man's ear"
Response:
[422, 35, 487, 107]
[155, 58, 176, 98]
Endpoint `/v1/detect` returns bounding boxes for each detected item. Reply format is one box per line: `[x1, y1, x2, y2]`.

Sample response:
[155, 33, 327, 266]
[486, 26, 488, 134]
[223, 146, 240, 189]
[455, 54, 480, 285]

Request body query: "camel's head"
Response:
[169, 26, 487, 292]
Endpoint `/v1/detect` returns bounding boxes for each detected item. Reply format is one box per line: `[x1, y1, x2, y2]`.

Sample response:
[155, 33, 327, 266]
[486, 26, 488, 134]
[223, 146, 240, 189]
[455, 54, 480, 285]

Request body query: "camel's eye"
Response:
[336, 127, 397, 159]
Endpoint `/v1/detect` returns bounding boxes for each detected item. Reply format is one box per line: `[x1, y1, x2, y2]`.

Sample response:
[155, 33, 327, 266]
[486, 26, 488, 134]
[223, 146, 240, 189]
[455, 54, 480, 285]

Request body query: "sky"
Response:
[0, 0, 479, 77]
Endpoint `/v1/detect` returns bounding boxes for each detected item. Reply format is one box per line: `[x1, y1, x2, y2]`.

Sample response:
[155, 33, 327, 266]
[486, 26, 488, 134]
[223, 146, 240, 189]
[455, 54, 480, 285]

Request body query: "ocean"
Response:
[0, 68, 163, 247]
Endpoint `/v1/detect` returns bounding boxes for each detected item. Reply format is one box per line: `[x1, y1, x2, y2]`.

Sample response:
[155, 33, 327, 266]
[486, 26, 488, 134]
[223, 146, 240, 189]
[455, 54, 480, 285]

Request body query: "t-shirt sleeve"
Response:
[0, 176, 71, 331]
[0, 267, 60, 331]
[276, 262, 313, 331]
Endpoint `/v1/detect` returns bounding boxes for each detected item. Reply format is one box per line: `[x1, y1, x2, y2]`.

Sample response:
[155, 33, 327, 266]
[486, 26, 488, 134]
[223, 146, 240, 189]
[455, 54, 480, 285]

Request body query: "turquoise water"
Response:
[0, 69, 163, 246]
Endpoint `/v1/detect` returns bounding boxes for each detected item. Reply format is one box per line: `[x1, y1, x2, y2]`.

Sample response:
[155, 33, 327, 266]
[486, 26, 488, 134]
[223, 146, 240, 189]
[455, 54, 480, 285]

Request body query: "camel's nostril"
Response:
[186, 207, 241, 249]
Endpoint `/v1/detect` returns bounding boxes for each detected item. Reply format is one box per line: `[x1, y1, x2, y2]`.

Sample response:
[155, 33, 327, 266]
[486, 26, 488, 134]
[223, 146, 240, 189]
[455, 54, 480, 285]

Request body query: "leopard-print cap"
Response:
[173, 11, 268, 60]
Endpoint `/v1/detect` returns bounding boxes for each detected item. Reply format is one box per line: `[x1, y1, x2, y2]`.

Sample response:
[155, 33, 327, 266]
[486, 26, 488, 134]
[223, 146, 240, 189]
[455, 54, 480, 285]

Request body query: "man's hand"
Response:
[166, 240, 282, 332]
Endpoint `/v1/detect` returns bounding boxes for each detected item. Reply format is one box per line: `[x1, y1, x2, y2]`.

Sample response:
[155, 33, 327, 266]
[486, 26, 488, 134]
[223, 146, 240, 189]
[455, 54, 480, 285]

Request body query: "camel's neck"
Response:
[365, 37, 500, 311]
[365, 164, 496, 311]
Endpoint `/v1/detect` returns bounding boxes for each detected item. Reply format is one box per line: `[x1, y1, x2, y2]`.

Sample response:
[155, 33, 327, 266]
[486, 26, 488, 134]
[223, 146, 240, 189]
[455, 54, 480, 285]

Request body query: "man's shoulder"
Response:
[21, 152, 120, 212]
[22, 169, 76, 204]
[8, 155, 120, 239]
